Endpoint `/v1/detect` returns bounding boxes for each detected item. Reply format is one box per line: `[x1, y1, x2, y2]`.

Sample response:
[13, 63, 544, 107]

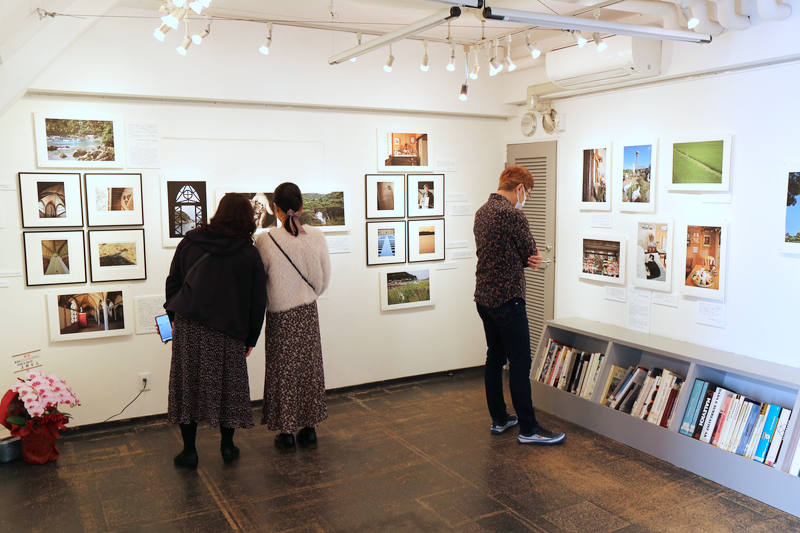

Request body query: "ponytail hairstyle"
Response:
[273, 182, 304, 237]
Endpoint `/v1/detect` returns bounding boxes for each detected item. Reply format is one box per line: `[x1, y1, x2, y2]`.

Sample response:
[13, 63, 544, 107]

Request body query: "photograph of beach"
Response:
[418, 225, 435, 254]
[98, 242, 137, 267]
[45, 118, 115, 162]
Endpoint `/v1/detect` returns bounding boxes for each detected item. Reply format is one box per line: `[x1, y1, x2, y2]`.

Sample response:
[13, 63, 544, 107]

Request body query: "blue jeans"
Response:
[476, 298, 538, 434]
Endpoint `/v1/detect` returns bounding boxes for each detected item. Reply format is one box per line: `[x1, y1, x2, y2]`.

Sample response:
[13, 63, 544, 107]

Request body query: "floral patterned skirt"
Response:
[261, 302, 327, 433]
[168, 315, 254, 429]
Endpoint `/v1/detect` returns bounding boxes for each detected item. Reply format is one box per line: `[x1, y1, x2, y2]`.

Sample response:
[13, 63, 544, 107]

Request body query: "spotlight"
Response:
[504, 36, 516, 72]
[525, 30, 541, 59]
[459, 83, 468, 101]
[489, 39, 503, 76]
[200, 0, 211, 6]
[350, 32, 361, 62]
[192, 28, 209, 45]
[173, 0, 186, 7]
[592, 33, 607, 52]
[153, 24, 170, 42]
[384, 45, 394, 72]
[161, 8, 186, 30]
[420, 39, 429, 71]
[571, 30, 587, 47]
[188, 1, 203, 14]
[177, 36, 191, 55]
[681, 3, 700, 29]
[469, 47, 480, 79]
[259, 22, 273, 55]
[446, 43, 455, 71]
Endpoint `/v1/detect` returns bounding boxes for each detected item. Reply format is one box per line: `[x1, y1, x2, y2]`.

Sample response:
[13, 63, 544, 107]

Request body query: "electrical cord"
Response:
[101, 379, 147, 424]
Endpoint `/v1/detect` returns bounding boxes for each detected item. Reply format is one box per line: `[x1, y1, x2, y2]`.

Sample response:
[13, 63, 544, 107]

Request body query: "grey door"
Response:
[507, 141, 557, 348]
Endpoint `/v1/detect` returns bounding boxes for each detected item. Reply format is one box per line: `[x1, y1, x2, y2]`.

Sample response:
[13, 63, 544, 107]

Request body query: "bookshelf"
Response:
[532, 317, 800, 517]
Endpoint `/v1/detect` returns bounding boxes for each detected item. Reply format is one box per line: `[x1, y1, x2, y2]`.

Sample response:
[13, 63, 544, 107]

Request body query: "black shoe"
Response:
[297, 427, 317, 449]
[274, 433, 296, 451]
[174, 451, 198, 468]
[221, 445, 240, 464]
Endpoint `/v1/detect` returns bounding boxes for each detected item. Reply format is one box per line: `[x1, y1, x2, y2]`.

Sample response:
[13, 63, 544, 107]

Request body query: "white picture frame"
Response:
[377, 129, 432, 172]
[23, 230, 87, 286]
[161, 176, 211, 248]
[301, 187, 349, 232]
[366, 174, 405, 219]
[380, 266, 435, 311]
[35, 113, 125, 169]
[632, 217, 673, 292]
[665, 134, 732, 192]
[408, 218, 445, 263]
[682, 221, 728, 301]
[84, 173, 144, 227]
[407, 174, 444, 218]
[616, 140, 657, 213]
[47, 285, 133, 342]
[88, 229, 147, 282]
[780, 164, 800, 254]
[579, 234, 626, 285]
[19, 172, 83, 228]
[580, 143, 612, 211]
[366, 221, 407, 266]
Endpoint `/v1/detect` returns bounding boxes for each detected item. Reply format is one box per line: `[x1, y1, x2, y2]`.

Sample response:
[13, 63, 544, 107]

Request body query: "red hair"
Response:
[498, 166, 534, 192]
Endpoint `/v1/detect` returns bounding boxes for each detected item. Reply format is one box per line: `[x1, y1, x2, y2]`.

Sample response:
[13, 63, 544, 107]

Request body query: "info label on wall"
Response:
[653, 292, 679, 308]
[445, 192, 467, 203]
[126, 122, 162, 168]
[434, 159, 457, 172]
[591, 213, 612, 228]
[451, 250, 474, 260]
[0, 183, 14, 191]
[627, 288, 651, 334]
[605, 286, 626, 303]
[135, 295, 166, 335]
[12, 349, 43, 374]
[326, 236, 350, 254]
[0, 270, 22, 278]
[446, 240, 468, 249]
[697, 301, 726, 328]
[451, 204, 473, 216]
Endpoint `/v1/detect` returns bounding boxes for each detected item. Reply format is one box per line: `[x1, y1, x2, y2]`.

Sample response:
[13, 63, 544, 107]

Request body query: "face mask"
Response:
[515, 188, 527, 210]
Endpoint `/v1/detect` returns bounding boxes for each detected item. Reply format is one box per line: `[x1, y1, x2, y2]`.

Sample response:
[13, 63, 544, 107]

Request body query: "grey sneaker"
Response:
[490, 414, 519, 434]
[518, 426, 566, 445]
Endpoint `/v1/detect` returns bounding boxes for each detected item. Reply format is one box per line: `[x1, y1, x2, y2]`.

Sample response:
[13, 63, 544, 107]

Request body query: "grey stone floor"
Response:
[2, 368, 799, 532]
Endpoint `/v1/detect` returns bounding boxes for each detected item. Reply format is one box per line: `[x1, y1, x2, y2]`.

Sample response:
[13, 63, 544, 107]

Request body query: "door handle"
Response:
[541, 259, 552, 267]
[544, 245, 552, 252]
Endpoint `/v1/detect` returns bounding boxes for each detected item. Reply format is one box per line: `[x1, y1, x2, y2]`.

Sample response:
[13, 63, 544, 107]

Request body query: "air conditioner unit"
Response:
[545, 36, 661, 90]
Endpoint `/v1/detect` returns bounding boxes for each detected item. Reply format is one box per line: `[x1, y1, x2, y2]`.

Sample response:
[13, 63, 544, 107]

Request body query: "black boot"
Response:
[297, 427, 317, 449]
[175, 422, 199, 468]
[274, 432, 296, 451]
[220, 427, 239, 464]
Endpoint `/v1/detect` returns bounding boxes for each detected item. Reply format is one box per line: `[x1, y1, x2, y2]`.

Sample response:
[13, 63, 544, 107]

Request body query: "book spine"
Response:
[789, 433, 800, 476]
[660, 384, 679, 427]
[632, 375, 654, 420]
[584, 354, 604, 400]
[754, 405, 782, 463]
[535, 339, 553, 383]
[548, 347, 565, 387]
[765, 408, 792, 467]
[700, 387, 727, 443]
[641, 376, 662, 422]
[745, 406, 768, 459]
[692, 386, 716, 439]
[665, 379, 685, 429]
[735, 402, 761, 457]
[725, 399, 751, 452]
[607, 367, 634, 407]
[688, 381, 711, 436]
[680, 379, 706, 436]
[579, 353, 598, 398]
[711, 394, 734, 448]
[650, 372, 674, 425]
[558, 349, 574, 391]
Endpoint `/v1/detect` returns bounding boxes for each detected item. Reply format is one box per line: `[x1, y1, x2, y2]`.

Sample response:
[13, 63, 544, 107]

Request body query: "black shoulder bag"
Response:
[268, 232, 316, 292]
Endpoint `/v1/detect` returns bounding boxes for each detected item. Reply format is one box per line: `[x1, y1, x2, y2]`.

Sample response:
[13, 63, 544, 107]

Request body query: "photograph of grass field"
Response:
[672, 140, 723, 184]
[380, 267, 435, 310]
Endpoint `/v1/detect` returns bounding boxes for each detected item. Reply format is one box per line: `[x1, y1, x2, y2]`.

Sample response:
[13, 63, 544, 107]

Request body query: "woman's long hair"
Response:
[273, 182, 303, 236]
[197, 193, 256, 238]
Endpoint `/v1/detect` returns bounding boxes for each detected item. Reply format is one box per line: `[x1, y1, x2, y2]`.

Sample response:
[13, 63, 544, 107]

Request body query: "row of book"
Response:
[536, 340, 605, 399]
[602, 365, 685, 427]
[679, 378, 791, 467]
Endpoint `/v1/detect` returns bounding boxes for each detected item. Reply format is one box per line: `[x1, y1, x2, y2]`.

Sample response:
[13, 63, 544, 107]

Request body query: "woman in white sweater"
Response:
[255, 183, 331, 450]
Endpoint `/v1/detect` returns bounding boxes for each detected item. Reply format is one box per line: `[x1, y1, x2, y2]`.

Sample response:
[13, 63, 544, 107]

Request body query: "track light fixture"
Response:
[592, 33, 607, 52]
[188, 1, 204, 15]
[350, 32, 361, 62]
[459, 83, 468, 101]
[525, 30, 541, 59]
[469, 46, 480, 79]
[503, 35, 517, 72]
[446, 42, 456, 71]
[384, 45, 394, 72]
[681, 2, 700, 29]
[173, 0, 186, 7]
[161, 8, 186, 30]
[571, 30, 587, 48]
[420, 40, 429, 71]
[176, 20, 191, 55]
[489, 38, 503, 76]
[192, 15, 211, 45]
[153, 24, 170, 42]
[259, 22, 273, 55]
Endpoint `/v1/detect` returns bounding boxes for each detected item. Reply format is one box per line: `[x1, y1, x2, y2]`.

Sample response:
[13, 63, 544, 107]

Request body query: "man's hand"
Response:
[245, 347, 253, 357]
[527, 248, 543, 269]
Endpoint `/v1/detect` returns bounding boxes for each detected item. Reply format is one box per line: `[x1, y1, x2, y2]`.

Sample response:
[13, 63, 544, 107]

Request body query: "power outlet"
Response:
[138, 372, 151, 392]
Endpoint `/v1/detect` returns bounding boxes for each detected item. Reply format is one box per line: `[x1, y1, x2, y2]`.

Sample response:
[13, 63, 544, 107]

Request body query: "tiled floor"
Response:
[2, 368, 799, 532]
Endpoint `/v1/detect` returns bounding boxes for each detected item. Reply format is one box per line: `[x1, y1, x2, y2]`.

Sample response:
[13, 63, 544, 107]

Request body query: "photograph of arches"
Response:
[19, 172, 83, 228]
[161, 177, 210, 247]
[23, 230, 87, 286]
[47, 287, 132, 342]
[377, 129, 432, 172]
[85, 173, 144, 227]
[580, 144, 611, 211]
[366, 174, 405, 219]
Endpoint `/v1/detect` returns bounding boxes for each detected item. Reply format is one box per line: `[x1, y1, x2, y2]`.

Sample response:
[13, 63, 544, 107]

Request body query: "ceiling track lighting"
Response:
[469, 46, 480, 80]
[525, 29, 541, 60]
[460, 44, 469, 101]
[192, 16, 211, 45]
[570, 30, 588, 48]
[446, 42, 456, 71]
[384, 44, 394, 72]
[176, 19, 191, 55]
[420, 39, 429, 71]
[153, 23, 170, 42]
[592, 32, 607, 52]
[489, 38, 503, 76]
[173, 0, 186, 8]
[504, 34, 517, 72]
[161, 8, 187, 30]
[459, 83, 468, 101]
[188, 0, 204, 15]
[483, 6, 712, 44]
[350, 32, 362, 62]
[681, 2, 700, 29]
[259, 22, 273, 55]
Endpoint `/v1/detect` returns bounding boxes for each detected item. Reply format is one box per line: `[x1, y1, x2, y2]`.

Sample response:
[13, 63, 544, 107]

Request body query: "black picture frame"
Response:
[19, 172, 84, 228]
[84, 173, 144, 227]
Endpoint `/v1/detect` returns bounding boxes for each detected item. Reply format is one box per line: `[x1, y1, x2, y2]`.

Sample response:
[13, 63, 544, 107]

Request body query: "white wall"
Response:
[506, 61, 800, 368]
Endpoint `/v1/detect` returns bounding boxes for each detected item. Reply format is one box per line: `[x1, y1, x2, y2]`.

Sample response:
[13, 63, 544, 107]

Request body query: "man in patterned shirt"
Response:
[474, 166, 566, 445]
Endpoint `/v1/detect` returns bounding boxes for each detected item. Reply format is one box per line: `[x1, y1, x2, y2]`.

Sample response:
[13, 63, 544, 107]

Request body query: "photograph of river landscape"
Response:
[44, 118, 116, 162]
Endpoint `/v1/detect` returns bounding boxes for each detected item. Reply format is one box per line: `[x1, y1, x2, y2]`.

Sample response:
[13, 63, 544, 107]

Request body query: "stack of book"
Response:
[535, 339, 605, 399]
[679, 379, 792, 467]
[601, 364, 685, 426]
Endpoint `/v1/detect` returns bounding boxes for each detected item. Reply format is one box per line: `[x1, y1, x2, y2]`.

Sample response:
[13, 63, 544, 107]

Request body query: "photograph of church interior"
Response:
[1, 0, 799, 531]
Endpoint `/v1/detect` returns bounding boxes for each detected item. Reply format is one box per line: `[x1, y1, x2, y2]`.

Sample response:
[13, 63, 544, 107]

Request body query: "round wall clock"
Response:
[521, 112, 537, 137]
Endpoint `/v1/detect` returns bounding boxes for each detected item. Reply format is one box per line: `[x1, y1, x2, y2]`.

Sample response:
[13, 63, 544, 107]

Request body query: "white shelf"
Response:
[534, 317, 800, 517]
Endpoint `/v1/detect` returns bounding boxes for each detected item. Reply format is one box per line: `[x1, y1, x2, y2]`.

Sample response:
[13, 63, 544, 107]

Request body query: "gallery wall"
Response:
[505, 60, 800, 368]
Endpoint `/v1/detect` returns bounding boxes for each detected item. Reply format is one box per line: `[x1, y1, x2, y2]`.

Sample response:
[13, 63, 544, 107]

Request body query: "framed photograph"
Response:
[580, 144, 611, 211]
[616, 141, 656, 213]
[18, 172, 83, 228]
[23, 231, 87, 286]
[407, 174, 444, 218]
[215, 189, 276, 234]
[780, 165, 800, 254]
[665, 135, 732, 192]
[683, 222, 727, 300]
[84, 173, 143, 227]
[366, 174, 405, 219]
[377, 129, 431, 172]
[633, 218, 673, 292]
[579, 234, 626, 285]
[47, 286, 133, 342]
[161, 177, 210, 247]
[88, 229, 146, 282]
[35, 113, 125, 169]
[366, 221, 407, 266]
[408, 219, 445, 263]
[301, 188, 348, 232]
[379, 267, 435, 311]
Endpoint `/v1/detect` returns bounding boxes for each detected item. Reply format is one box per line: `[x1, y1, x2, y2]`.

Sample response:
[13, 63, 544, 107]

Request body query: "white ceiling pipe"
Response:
[682, 0, 724, 37]
[613, 1, 685, 30]
[708, 0, 750, 30]
[756, 0, 791, 20]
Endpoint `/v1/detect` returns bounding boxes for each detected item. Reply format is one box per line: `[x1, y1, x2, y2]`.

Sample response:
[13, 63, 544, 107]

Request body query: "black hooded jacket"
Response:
[165, 229, 267, 347]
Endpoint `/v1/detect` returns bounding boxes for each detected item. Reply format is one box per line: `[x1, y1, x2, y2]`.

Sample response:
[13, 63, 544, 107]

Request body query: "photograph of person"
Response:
[418, 182, 434, 209]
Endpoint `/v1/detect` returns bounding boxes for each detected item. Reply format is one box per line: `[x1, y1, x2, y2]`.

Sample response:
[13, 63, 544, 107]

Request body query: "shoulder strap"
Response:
[268, 231, 316, 292]
[185, 252, 211, 282]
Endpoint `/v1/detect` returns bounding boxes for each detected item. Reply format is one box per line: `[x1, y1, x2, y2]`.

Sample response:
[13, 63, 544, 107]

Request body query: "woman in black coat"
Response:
[164, 193, 267, 467]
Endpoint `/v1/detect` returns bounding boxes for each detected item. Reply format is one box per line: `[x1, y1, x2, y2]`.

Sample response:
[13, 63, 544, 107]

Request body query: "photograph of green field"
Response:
[386, 270, 430, 306]
[672, 140, 724, 184]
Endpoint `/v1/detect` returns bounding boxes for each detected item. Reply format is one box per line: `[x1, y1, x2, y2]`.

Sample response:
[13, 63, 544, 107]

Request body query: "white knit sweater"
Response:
[254, 226, 331, 313]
